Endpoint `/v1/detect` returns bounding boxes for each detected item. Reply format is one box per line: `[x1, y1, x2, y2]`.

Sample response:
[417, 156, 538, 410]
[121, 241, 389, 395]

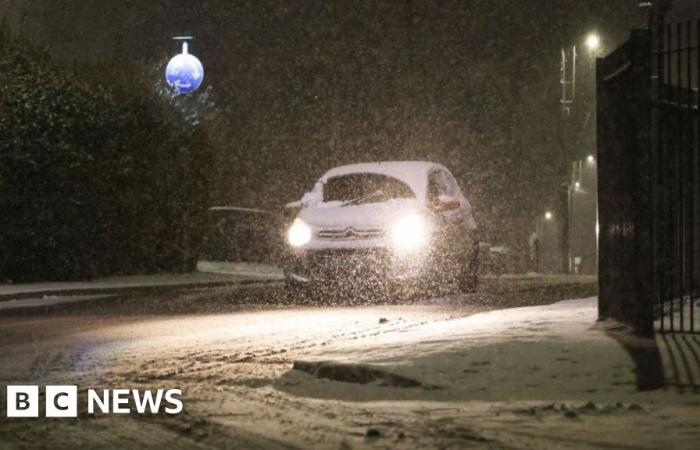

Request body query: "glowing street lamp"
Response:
[561, 32, 603, 110]
[545, 211, 553, 221]
[558, 32, 601, 275]
[165, 36, 204, 95]
[585, 33, 601, 52]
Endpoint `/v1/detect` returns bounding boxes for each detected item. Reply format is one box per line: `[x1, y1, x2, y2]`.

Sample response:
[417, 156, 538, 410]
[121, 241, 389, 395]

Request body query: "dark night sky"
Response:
[0, 0, 646, 248]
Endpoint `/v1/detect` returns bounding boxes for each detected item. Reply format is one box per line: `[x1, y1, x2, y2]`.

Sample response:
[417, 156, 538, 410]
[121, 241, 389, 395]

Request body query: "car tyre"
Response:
[457, 241, 480, 293]
[458, 270, 479, 293]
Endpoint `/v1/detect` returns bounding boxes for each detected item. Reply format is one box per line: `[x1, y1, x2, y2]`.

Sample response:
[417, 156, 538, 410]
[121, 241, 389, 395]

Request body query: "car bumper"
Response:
[283, 247, 430, 285]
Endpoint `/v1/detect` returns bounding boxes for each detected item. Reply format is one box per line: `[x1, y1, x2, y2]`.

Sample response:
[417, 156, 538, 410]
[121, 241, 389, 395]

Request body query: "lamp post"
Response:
[558, 33, 601, 274]
[531, 211, 554, 273]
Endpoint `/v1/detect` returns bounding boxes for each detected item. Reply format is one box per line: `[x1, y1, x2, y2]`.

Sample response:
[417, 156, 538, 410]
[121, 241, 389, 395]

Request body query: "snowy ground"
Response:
[656, 297, 700, 334]
[0, 285, 697, 449]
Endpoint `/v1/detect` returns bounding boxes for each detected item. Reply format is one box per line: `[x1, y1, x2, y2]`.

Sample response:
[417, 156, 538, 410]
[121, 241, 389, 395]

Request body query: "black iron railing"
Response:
[652, 19, 700, 333]
[598, 18, 699, 335]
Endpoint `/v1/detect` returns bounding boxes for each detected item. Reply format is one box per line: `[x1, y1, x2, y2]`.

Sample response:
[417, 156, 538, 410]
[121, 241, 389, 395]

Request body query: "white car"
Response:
[282, 161, 480, 297]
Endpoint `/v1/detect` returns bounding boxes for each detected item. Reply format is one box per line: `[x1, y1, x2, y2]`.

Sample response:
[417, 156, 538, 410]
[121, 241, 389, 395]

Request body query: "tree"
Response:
[0, 33, 213, 281]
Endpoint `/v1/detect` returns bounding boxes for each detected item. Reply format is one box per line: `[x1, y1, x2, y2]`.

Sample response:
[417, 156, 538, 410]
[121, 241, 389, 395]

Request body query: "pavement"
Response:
[0, 262, 284, 304]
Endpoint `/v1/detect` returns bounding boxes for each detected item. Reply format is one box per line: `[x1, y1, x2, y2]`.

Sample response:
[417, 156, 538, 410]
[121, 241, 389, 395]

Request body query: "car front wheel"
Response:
[284, 277, 315, 303]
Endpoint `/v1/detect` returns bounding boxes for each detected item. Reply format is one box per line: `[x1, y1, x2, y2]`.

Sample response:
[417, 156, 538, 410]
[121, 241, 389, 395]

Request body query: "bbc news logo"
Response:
[5, 385, 183, 417]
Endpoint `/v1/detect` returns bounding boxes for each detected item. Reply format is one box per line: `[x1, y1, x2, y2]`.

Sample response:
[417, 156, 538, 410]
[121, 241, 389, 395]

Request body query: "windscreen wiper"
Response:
[341, 190, 384, 207]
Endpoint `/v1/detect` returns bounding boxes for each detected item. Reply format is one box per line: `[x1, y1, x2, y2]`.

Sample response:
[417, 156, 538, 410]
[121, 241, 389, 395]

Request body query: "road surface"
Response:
[0, 285, 496, 448]
[0, 279, 617, 449]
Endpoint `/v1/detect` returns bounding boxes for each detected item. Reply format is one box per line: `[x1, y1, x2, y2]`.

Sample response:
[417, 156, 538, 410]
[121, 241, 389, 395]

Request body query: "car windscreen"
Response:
[323, 173, 415, 202]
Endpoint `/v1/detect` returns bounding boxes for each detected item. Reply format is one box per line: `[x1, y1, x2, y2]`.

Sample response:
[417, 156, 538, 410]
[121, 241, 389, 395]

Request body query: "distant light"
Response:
[165, 40, 204, 95]
[587, 155, 596, 164]
[574, 182, 581, 190]
[585, 33, 601, 52]
[545, 211, 553, 220]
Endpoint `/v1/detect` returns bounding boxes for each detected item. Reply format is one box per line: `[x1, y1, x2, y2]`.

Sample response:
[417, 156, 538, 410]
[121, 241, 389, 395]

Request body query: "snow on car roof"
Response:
[320, 161, 445, 199]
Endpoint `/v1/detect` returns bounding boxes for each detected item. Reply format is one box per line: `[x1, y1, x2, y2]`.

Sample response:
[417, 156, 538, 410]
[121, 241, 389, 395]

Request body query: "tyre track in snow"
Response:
[106, 294, 485, 387]
[85, 294, 490, 449]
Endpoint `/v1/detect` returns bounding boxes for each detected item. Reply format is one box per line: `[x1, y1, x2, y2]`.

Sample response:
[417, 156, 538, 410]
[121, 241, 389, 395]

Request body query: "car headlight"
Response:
[390, 214, 428, 252]
[287, 219, 312, 247]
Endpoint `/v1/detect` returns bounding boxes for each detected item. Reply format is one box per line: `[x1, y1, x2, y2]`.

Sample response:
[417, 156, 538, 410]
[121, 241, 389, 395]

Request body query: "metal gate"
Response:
[598, 19, 699, 335]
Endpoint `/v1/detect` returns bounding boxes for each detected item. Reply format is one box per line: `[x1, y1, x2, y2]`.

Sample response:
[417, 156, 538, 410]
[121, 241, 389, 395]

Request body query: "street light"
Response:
[587, 155, 596, 164]
[585, 33, 601, 52]
[545, 211, 553, 221]
[166, 36, 205, 95]
[561, 32, 603, 110]
[559, 32, 602, 275]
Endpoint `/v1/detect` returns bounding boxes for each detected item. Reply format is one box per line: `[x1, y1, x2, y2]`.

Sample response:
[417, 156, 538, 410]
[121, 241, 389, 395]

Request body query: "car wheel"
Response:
[458, 270, 479, 293]
[458, 241, 480, 293]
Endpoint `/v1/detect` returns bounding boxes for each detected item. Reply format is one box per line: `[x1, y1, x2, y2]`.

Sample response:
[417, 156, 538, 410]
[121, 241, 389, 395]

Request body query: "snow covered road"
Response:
[0, 285, 697, 449]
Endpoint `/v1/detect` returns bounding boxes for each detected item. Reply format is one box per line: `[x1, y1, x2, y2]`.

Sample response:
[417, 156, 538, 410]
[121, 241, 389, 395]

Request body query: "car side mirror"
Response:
[433, 195, 460, 212]
[301, 191, 319, 206]
[286, 191, 318, 209]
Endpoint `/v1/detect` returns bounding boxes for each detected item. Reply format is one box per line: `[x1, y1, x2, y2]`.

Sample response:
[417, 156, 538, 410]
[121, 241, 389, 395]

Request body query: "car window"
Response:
[441, 170, 461, 197]
[323, 173, 415, 202]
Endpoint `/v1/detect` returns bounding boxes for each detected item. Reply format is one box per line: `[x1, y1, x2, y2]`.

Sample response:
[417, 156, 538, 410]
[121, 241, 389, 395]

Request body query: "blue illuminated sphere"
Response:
[165, 52, 204, 94]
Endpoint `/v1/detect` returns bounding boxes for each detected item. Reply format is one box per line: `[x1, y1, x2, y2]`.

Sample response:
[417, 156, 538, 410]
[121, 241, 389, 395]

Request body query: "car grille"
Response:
[317, 227, 385, 240]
